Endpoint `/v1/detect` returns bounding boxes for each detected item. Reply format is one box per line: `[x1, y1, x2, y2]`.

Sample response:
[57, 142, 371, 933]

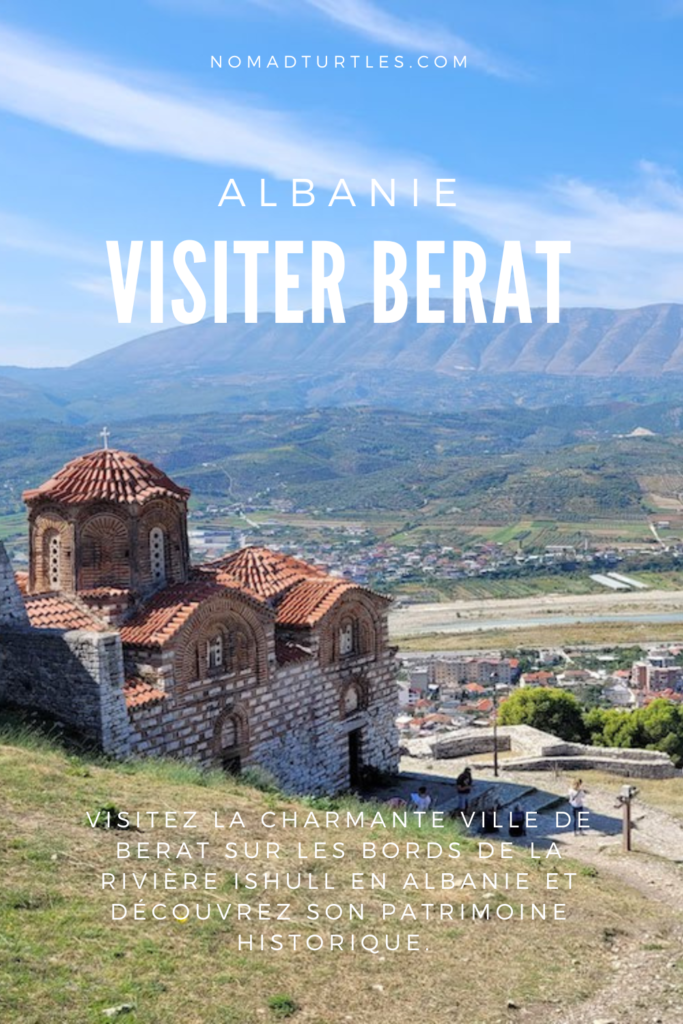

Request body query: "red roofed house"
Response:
[2, 446, 399, 794]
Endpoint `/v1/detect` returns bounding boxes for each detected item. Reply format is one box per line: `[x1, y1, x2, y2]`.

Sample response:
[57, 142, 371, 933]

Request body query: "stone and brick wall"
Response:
[0, 543, 29, 629]
[27, 496, 190, 597]
[2, 526, 399, 794]
[124, 608, 400, 794]
[0, 626, 131, 754]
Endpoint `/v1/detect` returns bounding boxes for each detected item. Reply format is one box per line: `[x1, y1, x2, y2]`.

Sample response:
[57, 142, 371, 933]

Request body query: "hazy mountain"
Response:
[5, 300, 683, 422]
[69, 300, 683, 377]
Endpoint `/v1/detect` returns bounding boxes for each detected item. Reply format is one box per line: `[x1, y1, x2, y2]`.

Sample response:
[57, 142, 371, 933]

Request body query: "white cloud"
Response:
[296, 0, 519, 79]
[0, 210, 101, 265]
[457, 163, 683, 307]
[152, 0, 519, 79]
[0, 23, 436, 190]
[0, 23, 683, 311]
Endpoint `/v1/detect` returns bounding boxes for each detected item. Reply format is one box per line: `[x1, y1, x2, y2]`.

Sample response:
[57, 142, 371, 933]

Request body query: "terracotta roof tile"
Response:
[23, 448, 190, 507]
[119, 579, 267, 648]
[25, 593, 108, 632]
[14, 571, 28, 595]
[124, 677, 167, 708]
[204, 546, 326, 599]
[275, 577, 357, 627]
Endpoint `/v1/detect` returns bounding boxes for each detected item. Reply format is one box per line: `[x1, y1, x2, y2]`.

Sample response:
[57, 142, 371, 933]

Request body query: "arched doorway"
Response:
[215, 707, 248, 775]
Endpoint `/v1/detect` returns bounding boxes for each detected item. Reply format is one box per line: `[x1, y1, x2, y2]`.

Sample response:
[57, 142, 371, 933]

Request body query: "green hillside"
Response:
[0, 714, 670, 1024]
[1, 406, 683, 524]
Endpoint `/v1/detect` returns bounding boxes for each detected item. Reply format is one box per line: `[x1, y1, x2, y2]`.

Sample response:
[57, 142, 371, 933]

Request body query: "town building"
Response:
[632, 650, 683, 694]
[0, 446, 399, 794]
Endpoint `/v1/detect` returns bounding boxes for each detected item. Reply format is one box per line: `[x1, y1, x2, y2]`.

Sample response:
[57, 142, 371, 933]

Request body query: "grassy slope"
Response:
[0, 721, 667, 1024]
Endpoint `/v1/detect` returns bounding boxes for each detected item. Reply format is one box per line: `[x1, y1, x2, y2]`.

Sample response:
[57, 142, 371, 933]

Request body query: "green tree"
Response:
[581, 698, 683, 766]
[583, 706, 609, 746]
[498, 687, 586, 742]
[638, 699, 683, 764]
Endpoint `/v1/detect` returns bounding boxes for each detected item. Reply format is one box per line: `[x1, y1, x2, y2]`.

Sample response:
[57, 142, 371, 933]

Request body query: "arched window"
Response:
[149, 527, 166, 585]
[339, 620, 355, 657]
[80, 514, 130, 588]
[344, 685, 360, 716]
[340, 679, 368, 719]
[48, 533, 61, 590]
[207, 634, 224, 672]
[231, 629, 251, 672]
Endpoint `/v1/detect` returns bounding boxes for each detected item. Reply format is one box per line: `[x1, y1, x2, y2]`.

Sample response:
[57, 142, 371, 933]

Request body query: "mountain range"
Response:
[4, 299, 683, 422]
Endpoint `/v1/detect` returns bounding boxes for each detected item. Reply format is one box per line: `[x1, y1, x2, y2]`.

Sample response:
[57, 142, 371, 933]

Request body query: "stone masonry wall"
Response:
[0, 542, 29, 629]
[125, 616, 400, 795]
[431, 731, 513, 759]
[0, 628, 131, 755]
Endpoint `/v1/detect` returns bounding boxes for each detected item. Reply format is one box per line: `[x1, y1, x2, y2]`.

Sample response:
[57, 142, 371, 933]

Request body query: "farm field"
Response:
[0, 513, 27, 542]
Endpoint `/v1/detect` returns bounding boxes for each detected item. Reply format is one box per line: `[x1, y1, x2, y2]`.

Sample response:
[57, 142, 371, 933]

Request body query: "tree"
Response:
[498, 687, 586, 742]
[581, 698, 683, 766]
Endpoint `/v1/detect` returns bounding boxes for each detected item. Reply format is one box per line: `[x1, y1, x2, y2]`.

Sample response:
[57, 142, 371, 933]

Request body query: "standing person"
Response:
[456, 767, 473, 814]
[568, 778, 589, 833]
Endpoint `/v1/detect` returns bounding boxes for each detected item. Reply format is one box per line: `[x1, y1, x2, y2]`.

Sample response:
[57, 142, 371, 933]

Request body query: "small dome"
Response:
[23, 448, 190, 507]
[205, 546, 326, 599]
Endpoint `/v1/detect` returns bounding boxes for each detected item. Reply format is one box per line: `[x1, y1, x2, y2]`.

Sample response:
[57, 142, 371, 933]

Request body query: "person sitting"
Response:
[508, 804, 526, 838]
[410, 786, 432, 811]
[481, 801, 500, 834]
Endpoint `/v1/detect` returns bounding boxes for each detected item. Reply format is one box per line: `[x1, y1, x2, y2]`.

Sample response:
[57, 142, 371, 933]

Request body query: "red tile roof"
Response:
[275, 577, 357, 627]
[205, 546, 326, 599]
[23, 449, 190, 507]
[119, 579, 268, 648]
[124, 677, 167, 708]
[202, 546, 388, 628]
[24, 593, 108, 632]
[120, 581, 227, 647]
[14, 571, 28, 594]
[522, 671, 556, 684]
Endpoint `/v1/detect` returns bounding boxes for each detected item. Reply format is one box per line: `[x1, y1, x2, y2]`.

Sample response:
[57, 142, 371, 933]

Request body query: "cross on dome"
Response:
[100, 427, 111, 450]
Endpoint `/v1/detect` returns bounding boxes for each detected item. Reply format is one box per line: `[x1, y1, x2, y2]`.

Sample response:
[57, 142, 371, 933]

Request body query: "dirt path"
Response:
[400, 760, 683, 1023]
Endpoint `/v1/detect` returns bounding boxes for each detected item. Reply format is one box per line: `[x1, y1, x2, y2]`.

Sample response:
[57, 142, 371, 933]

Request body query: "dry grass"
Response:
[0, 722, 671, 1024]
[576, 771, 683, 823]
[394, 621, 683, 652]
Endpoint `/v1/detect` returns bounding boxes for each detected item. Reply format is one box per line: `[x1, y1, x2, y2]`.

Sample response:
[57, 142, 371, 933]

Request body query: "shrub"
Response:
[267, 995, 299, 1018]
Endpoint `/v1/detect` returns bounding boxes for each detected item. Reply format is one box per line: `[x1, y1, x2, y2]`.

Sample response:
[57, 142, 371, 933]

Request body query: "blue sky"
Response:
[1, 0, 683, 365]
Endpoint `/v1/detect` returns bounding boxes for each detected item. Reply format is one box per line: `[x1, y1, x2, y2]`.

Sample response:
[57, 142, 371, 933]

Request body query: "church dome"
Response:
[23, 448, 190, 507]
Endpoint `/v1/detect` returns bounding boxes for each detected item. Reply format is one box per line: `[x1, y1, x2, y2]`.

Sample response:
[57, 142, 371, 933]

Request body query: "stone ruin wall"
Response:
[0, 541, 131, 754]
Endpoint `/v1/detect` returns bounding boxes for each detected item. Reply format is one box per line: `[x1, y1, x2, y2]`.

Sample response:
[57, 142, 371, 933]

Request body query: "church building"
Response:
[5, 445, 399, 793]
